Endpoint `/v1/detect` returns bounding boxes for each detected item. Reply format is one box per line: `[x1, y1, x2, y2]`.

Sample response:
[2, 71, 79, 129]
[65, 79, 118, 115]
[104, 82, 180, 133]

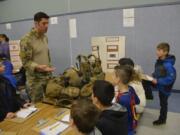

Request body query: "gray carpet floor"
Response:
[137, 108, 180, 135]
[137, 91, 180, 135]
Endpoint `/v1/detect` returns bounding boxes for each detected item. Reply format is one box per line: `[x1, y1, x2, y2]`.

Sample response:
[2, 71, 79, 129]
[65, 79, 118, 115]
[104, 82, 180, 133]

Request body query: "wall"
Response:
[0, 0, 180, 23]
[0, 4, 179, 89]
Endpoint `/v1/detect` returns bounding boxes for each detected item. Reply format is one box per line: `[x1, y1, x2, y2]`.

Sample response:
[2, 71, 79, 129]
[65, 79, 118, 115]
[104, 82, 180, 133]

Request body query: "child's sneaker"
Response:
[153, 119, 166, 125]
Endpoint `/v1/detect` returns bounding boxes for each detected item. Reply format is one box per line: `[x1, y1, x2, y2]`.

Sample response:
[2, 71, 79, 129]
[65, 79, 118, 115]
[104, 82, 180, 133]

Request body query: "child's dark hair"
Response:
[0, 34, 9, 42]
[93, 80, 114, 106]
[114, 65, 138, 84]
[70, 99, 99, 134]
[34, 12, 49, 22]
[119, 58, 134, 68]
[157, 42, 170, 54]
[0, 53, 8, 60]
[118, 58, 141, 82]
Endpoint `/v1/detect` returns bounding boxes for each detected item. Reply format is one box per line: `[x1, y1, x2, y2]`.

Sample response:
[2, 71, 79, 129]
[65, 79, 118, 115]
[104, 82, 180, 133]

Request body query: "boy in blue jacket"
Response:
[152, 42, 176, 125]
[0, 54, 17, 88]
[0, 64, 31, 121]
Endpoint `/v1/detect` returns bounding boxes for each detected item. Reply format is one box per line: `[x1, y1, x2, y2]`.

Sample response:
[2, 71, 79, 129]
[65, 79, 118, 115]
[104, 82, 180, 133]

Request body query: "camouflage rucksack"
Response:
[44, 54, 104, 107]
[63, 67, 83, 88]
[88, 54, 105, 81]
[76, 55, 91, 84]
[44, 75, 81, 107]
[45, 76, 64, 98]
[80, 82, 93, 97]
[88, 54, 102, 75]
[45, 76, 80, 99]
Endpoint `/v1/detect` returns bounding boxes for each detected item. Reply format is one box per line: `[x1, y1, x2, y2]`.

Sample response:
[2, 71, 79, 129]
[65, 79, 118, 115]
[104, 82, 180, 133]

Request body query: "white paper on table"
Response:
[40, 121, 69, 135]
[61, 114, 70, 122]
[16, 106, 37, 118]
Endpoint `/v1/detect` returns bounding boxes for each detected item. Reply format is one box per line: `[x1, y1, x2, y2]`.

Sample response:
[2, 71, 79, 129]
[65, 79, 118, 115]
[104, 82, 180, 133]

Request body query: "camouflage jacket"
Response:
[20, 28, 51, 79]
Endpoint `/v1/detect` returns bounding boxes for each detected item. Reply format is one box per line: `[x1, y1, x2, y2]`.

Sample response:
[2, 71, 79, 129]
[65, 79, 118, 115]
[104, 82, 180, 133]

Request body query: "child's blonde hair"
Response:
[114, 65, 141, 84]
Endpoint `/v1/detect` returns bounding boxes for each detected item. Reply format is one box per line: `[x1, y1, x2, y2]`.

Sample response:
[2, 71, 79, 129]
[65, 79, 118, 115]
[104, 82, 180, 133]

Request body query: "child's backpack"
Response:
[116, 89, 138, 130]
[129, 89, 138, 129]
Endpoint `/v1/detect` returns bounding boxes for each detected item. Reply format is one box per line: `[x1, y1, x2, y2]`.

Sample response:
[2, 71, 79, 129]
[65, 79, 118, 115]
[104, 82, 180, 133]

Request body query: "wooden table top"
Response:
[0, 103, 75, 135]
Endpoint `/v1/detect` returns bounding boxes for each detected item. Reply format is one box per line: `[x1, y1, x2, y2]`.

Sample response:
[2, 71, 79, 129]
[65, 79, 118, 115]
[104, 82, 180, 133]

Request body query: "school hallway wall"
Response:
[0, 4, 180, 90]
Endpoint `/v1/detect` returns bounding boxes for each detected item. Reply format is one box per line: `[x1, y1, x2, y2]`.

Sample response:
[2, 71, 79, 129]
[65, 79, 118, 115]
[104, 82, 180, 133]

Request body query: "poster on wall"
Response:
[91, 36, 125, 72]
[9, 40, 22, 73]
[123, 8, 135, 27]
[69, 18, 77, 38]
[107, 52, 119, 61]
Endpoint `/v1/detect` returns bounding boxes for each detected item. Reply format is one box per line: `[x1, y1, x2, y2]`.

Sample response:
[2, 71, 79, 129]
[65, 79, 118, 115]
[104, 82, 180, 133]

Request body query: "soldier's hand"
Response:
[44, 67, 56, 72]
[36, 65, 56, 72]
[35, 65, 55, 72]
[35, 65, 48, 72]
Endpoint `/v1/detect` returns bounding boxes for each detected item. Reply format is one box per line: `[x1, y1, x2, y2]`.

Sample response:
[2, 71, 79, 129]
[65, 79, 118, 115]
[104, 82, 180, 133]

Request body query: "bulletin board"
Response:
[9, 40, 22, 73]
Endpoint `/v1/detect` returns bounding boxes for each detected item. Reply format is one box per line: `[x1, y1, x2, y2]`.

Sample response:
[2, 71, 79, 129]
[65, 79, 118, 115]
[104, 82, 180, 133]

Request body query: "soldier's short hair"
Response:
[70, 99, 99, 134]
[93, 80, 114, 106]
[34, 12, 49, 22]
[157, 42, 170, 53]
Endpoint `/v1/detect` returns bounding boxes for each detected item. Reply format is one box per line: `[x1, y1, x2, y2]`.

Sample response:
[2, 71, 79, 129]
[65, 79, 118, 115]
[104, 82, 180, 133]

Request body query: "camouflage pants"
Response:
[26, 77, 49, 103]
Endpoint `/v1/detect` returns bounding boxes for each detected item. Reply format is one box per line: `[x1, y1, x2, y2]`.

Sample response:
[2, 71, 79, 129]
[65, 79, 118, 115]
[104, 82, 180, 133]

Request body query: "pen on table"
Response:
[49, 123, 60, 131]
[55, 110, 66, 117]
[60, 120, 69, 124]
[36, 119, 48, 128]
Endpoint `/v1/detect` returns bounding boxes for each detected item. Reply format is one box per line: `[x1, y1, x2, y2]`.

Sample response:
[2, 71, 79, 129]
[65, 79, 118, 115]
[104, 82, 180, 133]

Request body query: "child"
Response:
[0, 54, 17, 88]
[70, 99, 102, 135]
[92, 80, 128, 135]
[113, 65, 140, 135]
[152, 42, 176, 125]
[119, 58, 146, 113]
[0, 34, 10, 60]
[0, 64, 30, 121]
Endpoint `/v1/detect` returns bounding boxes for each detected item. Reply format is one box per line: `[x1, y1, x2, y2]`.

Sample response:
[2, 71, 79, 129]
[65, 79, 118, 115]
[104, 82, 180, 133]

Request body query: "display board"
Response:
[91, 36, 125, 72]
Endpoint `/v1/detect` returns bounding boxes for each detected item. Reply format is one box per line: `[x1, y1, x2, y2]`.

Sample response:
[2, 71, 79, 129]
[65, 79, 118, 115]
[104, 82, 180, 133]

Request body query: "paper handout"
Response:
[16, 106, 37, 119]
[61, 114, 70, 123]
[142, 74, 154, 81]
[40, 121, 69, 135]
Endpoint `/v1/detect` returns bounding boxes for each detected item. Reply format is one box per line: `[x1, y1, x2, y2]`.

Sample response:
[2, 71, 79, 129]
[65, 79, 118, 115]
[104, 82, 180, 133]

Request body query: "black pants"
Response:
[142, 80, 154, 99]
[159, 91, 168, 121]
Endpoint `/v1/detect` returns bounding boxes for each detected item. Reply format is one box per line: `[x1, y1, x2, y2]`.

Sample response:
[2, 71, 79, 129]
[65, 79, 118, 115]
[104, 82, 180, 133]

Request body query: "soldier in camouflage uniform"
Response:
[20, 12, 55, 103]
